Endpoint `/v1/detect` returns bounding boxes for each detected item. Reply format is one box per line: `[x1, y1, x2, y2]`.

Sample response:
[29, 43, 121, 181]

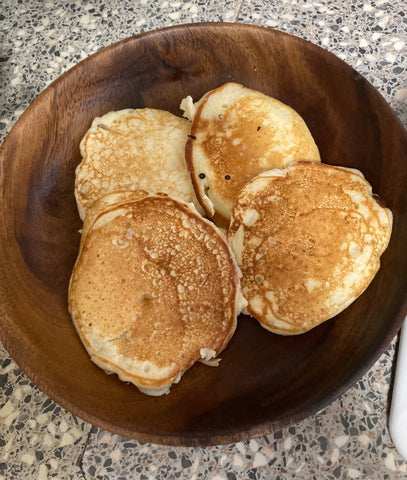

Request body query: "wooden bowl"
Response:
[1, 23, 406, 446]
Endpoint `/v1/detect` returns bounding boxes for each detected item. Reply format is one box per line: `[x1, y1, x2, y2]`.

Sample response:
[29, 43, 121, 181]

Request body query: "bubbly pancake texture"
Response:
[182, 82, 321, 228]
[75, 108, 202, 220]
[78, 190, 150, 245]
[69, 192, 244, 395]
[228, 162, 392, 335]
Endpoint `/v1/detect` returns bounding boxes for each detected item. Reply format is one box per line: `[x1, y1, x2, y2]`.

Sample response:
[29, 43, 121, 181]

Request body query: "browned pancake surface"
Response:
[75, 108, 202, 220]
[228, 163, 392, 335]
[69, 192, 242, 393]
[185, 83, 320, 228]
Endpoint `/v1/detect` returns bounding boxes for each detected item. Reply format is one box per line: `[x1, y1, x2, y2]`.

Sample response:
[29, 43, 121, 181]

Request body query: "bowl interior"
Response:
[1, 23, 407, 446]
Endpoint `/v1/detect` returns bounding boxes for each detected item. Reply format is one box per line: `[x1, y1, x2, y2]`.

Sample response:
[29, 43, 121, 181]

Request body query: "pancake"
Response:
[75, 108, 203, 220]
[228, 162, 393, 335]
[78, 190, 150, 244]
[181, 82, 321, 228]
[69, 191, 246, 395]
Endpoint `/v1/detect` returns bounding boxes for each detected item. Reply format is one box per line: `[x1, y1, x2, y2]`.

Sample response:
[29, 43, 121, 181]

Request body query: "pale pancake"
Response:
[75, 108, 203, 220]
[69, 191, 246, 395]
[182, 83, 321, 228]
[228, 162, 392, 335]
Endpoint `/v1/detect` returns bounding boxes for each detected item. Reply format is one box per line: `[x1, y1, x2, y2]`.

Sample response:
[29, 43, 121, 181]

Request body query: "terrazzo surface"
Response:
[1, 0, 407, 478]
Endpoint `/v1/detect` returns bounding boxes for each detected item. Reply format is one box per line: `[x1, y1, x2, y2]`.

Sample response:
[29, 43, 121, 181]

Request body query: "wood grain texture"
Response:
[0, 23, 406, 446]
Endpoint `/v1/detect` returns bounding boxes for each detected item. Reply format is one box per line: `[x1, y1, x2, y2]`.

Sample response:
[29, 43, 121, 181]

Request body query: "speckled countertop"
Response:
[1, 1, 407, 479]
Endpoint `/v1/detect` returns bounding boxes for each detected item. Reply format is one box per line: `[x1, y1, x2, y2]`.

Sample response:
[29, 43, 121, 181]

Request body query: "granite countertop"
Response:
[1, 0, 407, 479]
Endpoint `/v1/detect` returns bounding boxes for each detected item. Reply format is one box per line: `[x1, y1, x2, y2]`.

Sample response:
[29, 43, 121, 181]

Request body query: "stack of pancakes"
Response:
[69, 82, 392, 395]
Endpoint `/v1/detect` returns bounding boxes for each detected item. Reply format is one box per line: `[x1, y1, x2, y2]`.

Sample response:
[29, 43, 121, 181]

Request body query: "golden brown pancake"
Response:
[182, 82, 321, 228]
[75, 108, 203, 220]
[228, 162, 392, 335]
[69, 191, 246, 395]
[78, 190, 149, 244]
